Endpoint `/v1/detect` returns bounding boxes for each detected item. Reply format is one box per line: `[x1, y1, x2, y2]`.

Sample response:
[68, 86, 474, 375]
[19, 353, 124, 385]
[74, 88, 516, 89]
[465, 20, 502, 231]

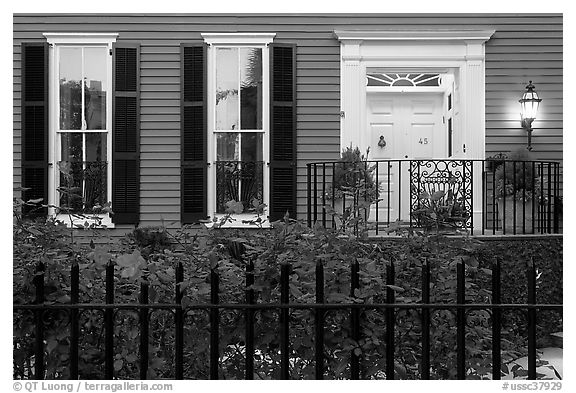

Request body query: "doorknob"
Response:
[405, 155, 408, 158]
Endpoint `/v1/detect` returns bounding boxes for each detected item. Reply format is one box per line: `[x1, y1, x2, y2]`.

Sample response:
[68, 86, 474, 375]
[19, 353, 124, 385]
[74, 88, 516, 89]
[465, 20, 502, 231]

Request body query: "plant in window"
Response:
[210, 199, 268, 229]
[53, 162, 112, 230]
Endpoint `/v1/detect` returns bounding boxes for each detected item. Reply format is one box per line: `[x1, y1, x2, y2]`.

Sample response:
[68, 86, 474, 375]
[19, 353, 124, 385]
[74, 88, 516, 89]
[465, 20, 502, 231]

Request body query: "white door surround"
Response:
[335, 29, 495, 230]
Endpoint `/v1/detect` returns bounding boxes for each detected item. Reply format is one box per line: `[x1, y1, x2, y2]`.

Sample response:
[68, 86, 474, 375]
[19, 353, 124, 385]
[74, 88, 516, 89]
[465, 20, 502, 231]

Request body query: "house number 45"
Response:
[418, 138, 429, 145]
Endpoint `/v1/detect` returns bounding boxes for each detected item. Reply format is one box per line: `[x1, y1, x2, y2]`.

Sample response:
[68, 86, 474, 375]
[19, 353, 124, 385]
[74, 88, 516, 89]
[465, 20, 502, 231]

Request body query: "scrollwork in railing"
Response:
[59, 161, 108, 213]
[216, 161, 264, 214]
[410, 160, 472, 230]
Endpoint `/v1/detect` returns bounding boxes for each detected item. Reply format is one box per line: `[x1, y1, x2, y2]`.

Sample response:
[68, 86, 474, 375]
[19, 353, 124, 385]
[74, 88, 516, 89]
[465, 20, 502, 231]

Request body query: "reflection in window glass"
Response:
[59, 133, 107, 213]
[84, 48, 107, 130]
[84, 133, 107, 210]
[61, 133, 83, 162]
[240, 48, 262, 130]
[86, 133, 107, 162]
[60, 133, 83, 210]
[215, 48, 239, 130]
[216, 133, 239, 161]
[241, 133, 263, 162]
[213, 45, 266, 215]
[59, 47, 83, 130]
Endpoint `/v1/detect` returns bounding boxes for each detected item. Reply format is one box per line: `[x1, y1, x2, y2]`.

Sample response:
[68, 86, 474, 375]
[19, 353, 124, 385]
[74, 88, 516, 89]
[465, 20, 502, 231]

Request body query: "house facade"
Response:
[13, 14, 563, 234]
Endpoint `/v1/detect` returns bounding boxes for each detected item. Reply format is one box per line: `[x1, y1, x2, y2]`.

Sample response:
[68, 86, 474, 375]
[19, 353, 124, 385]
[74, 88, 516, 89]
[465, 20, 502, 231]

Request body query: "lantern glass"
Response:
[521, 91, 540, 120]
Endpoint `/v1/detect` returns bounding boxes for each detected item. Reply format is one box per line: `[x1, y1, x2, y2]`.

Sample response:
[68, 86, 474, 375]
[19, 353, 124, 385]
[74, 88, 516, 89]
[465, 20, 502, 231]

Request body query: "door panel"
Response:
[366, 92, 444, 223]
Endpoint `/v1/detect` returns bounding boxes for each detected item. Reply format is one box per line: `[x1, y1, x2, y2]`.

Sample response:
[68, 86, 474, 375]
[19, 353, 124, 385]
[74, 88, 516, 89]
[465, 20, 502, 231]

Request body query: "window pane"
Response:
[86, 133, 107, 162]
[215, 48, 239, 130]
[61, 132, 83, 163]
[59, 133, 107, 213]
[216, 161, 263, 214]
[84, 47, 107, 130]
[240, 48, 262, 130]
[85, 133, 108, 210]
[60, 133, 83, 211]
[240, 133, 263, 162]
[59, 47, 82, 130]
[216, 132, 239, 161]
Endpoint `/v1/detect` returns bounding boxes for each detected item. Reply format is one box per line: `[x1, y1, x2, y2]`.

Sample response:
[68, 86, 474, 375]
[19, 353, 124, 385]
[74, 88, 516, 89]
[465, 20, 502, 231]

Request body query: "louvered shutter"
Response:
[21, 43, 49, 217]
[112, 44, 140, 224]
[269, 44, 297, 221]
[181, 44, 207, 224]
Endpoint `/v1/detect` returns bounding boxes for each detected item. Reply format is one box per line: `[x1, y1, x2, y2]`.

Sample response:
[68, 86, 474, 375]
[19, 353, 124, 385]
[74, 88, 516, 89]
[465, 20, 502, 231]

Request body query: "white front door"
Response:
[366, 92, 445, 222]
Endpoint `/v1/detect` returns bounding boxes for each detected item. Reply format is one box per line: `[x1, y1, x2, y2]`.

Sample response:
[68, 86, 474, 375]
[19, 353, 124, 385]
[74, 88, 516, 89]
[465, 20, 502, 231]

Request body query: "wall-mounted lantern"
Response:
[519, 81, 542, 151]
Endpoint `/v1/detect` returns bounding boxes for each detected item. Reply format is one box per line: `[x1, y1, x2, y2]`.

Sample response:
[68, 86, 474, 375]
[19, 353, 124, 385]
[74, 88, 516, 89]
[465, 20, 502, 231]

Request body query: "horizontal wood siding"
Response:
[13, 14, 562, 230]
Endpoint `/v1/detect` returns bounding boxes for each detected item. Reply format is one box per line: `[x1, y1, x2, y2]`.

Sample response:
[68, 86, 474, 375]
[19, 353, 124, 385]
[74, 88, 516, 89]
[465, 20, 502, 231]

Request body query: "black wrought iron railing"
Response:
[215, 161, 264, 214]
[58, 161, 108, 213]
[13, 255, 561, 380]
[306, 159, 562, 235]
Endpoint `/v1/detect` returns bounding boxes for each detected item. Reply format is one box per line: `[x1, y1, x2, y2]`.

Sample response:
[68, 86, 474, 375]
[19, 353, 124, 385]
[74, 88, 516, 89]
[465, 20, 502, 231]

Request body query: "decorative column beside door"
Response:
[339, 40, 362, 150]
[464, 43, 488, 231]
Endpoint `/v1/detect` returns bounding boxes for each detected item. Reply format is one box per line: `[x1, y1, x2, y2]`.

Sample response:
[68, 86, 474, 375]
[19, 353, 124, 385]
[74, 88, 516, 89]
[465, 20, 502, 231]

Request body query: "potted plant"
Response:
[494, 148, 541, 233]
[410, 174, 470, 234]
[326, 146, 380, 225]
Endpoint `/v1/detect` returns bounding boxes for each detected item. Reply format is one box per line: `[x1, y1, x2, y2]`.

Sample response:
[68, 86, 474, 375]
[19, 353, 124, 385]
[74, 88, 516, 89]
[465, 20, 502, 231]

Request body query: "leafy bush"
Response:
[14, 213, 562, 380]
[475, 238, 563, 348]
[331, 146, 379, 202]
[13, 189, 562, 379]
[410, 184, 470, 234]
[494, 149, 540, 201]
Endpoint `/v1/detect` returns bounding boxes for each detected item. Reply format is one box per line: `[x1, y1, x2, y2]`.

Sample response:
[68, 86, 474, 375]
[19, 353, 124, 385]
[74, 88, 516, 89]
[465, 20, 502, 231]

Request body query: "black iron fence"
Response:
[306, 159, 562, 235]
[14, 256, 561, 380]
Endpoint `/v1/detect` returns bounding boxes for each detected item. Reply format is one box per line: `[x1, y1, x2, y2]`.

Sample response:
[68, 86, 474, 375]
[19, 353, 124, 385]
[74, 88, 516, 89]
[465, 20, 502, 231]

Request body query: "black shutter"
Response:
[21, 43, 49, 217]
[112, 44, 140, 224]
[269, 44, 297, 221]
[181, 44, 207, 224]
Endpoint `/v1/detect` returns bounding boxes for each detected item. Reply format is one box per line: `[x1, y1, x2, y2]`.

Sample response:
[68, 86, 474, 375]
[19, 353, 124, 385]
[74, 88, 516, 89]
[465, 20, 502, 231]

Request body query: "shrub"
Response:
[494, 149, 540, 201]
[14, 211, 561, 379]
[331, 146, 379, 202]
[13, 195, 562, 379]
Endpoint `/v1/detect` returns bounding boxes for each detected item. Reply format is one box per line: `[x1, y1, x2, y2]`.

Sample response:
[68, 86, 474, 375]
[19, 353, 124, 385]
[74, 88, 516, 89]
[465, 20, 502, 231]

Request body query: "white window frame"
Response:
[44, 33, 118, 228]
[202, 33, 275, 228]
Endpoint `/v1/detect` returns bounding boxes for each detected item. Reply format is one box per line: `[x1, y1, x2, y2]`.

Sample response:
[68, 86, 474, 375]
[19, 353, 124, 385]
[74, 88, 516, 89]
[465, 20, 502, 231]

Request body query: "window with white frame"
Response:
[203, 33, 274, 220]
[44, 34, 116, 224]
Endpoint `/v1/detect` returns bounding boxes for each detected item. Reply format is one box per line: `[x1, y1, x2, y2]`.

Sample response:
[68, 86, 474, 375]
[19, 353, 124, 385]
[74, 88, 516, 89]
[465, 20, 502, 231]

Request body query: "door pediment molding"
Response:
[334, 29, 495, 42]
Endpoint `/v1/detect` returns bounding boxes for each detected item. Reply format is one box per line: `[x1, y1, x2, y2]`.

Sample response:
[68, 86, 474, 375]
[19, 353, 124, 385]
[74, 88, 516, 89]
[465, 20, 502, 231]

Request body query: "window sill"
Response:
[204, 214, 270, 229]
[54, 213, 114, 229]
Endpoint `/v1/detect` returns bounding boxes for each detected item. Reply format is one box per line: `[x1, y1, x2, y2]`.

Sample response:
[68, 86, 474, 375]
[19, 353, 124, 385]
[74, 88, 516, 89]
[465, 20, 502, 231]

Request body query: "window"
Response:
[367, 73, 441, 87]
[203, 33, 275, 224]
[44, 33, 117, 226]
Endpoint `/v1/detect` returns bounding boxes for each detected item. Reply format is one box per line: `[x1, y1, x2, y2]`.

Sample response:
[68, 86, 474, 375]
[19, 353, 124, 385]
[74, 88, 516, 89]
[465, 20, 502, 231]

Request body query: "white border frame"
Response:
[44, 33, 117, 228]
[203, 33, 275, 228]
[335, 29, 494, 232]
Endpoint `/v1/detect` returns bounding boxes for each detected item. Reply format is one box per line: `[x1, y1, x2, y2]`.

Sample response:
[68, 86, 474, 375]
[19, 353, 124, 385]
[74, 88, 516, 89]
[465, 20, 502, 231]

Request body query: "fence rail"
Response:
[306, 159, 562, 235]
[14, 255, 562, 380]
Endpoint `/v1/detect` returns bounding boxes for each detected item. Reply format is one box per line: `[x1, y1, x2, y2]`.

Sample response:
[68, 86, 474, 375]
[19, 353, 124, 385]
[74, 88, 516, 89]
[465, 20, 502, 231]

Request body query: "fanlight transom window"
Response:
[367, 73, 441, 87]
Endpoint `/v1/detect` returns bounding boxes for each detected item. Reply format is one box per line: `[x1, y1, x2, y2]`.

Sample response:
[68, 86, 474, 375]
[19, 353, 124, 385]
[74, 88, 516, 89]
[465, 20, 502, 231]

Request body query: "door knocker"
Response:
[378, 135, 387, 148]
